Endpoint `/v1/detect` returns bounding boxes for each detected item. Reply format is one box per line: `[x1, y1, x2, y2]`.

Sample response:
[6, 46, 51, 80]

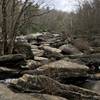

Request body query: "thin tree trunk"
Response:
[8, 0, 16, 54]
[8, 0, 29, 54]
[1, 0, 7, 55]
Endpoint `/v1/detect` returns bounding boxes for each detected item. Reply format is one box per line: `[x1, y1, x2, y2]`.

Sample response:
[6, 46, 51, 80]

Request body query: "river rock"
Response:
[32, 49, 44, 57]
[59, 44, 83, 55]
[14, 43, 34, 59]
[0, 84, 67, 100]
[21, 60, 41, 69]
[25, 33, 43, 42]
[42, 46, 63, 60]
[0, 54, 26, 68]
[9, 74, 100, 100]
[0, 67, 20, 80]
[72, 38, 93, 53]
[34, 56, 49, 65]
[21, 60, 89, 83]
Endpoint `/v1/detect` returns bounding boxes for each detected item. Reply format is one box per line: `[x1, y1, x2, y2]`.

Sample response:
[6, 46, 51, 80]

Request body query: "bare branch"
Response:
[21, 10, 50, 22]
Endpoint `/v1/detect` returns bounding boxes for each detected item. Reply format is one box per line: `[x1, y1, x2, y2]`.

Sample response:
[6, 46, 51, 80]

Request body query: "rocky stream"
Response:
[0, 32, 100, 100]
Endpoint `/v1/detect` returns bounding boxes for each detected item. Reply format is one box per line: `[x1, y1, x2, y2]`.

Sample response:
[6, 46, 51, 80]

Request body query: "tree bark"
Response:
[1, 0, 8, 55]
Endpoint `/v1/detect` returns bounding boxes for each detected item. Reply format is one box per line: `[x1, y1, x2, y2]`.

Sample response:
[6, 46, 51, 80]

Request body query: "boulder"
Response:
[34, 56, 49, 65]
[21, 60, 41, 69]
[42, 46, 63, 60]
[59, 44, 83, 55]
[14, 43, 34, 59]
[21, 60, 89, 84]
[72, 38, 93, 53]
[68, 54, 100, 72]
[43, 46, 61, 53]
[9, 74, 100, 100]
[0, 84, 67, 100]
[32, 49, 44, 57]
[0, 67, 20, 80]
[24, 33, 43, 42]
[30, 44, 44, 57]
[0, 54, 26, 68]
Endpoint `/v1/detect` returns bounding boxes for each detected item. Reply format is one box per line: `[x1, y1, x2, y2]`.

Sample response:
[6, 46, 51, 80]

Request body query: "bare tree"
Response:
[71, 0, 100, 38]
[0, 0, 49, 55]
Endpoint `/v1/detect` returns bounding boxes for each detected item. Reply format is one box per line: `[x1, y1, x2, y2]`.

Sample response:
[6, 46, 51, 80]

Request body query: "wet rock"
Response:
[43, 46, 61, 53]
[0, 84, 67, 100]
[0, 54, 26, 68]
[32, 49, 44, 57]
[42, 46, 63, 60]
[25, 33, 43, 42]
[59, 44, 83, 55]
[9, 74, 100, 100]
[21, 60, 89, 83]
[14, 43, 34, 59]
[21, 60, 40, 70]
[77, 54, 100, 72]
[40, 32, 68, 47]
[72, 38, 93, 53]
[0, 67, 20, 80]
[34, 56, 49, 65]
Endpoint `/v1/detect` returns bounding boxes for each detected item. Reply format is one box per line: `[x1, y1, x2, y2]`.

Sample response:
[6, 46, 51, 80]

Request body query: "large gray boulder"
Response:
[72, 38, 93, 53]
[42, 46, 63, 60]
[59, 44, 83, 55]
[0, 54, 26, 68]
[0, 84, 67, 100]
[68, 54, 100, 72]
[21, 60, 89, 83]
[8, 74, 100, 100]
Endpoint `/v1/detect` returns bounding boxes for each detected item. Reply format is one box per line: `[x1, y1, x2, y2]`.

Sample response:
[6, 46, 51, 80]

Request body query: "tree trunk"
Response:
[2, 0, 8, 55]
